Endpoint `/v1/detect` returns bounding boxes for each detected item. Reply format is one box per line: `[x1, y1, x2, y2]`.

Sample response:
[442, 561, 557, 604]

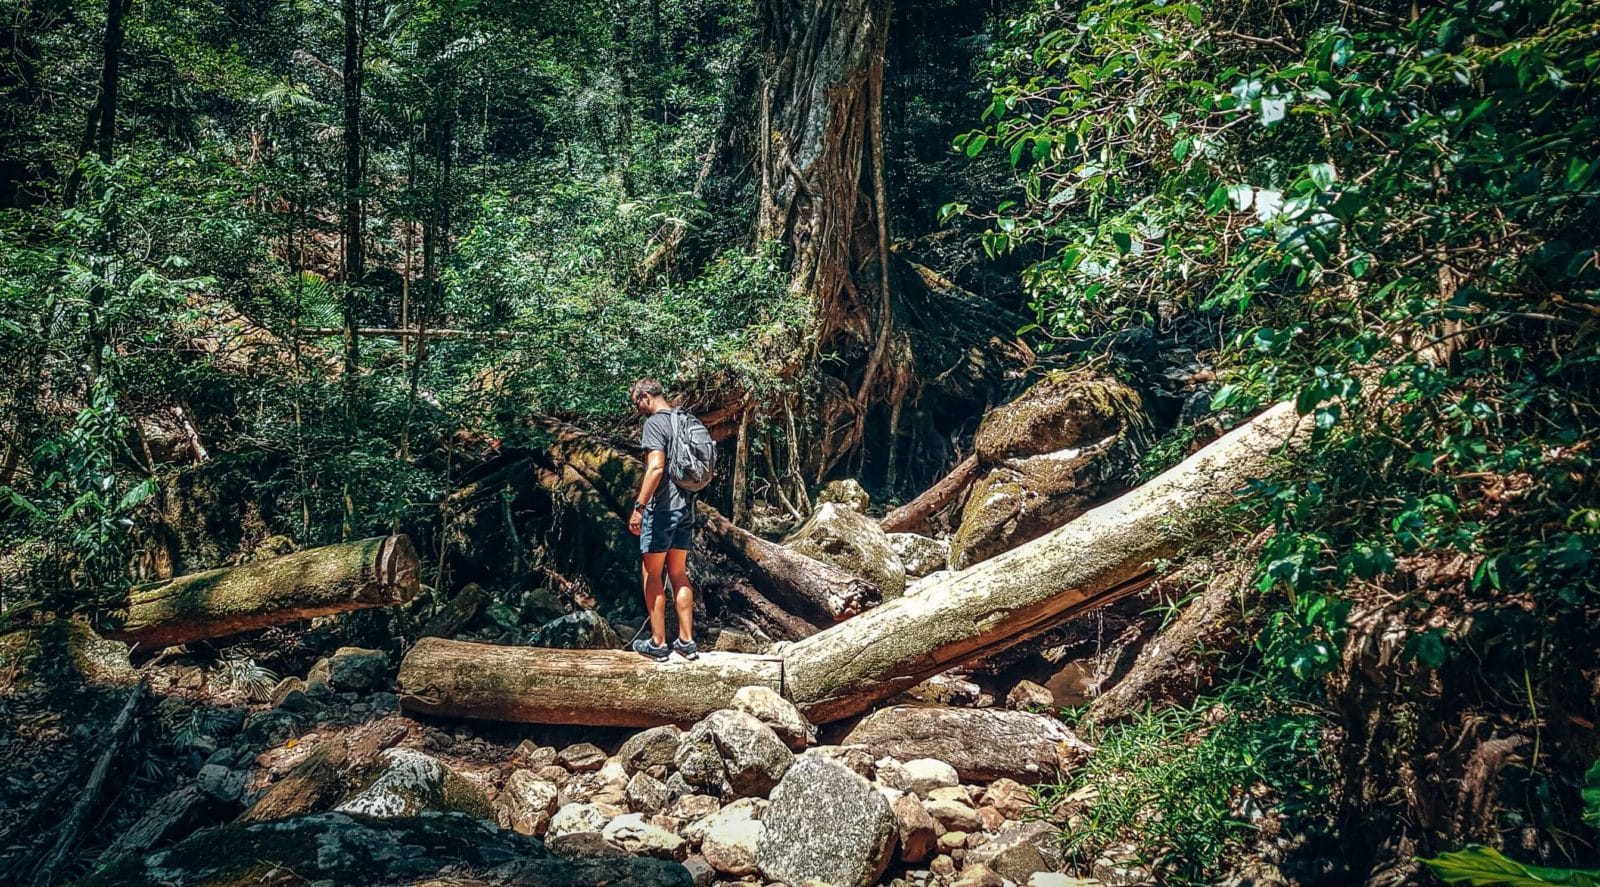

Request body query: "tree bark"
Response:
[398, 638, 783, 728]
[879, 452, 978, 534]
[238, 717, 408, 823]
[394, 402, 1312, 728]
[102, 535, 419, 649]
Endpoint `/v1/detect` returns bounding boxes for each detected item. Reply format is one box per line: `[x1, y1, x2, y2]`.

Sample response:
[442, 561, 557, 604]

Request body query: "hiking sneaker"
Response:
[671, 638, 700, 661]
[632, 637, 670, 662]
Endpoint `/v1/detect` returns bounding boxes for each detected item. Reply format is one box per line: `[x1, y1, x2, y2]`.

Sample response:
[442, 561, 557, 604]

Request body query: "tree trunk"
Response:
[238, 718, 408, 823]
[398, 638, 783, 728]
[879, 452, 978, 533]
[102, 535, 419, 649]
[394, 402, 1312, 728]
[842, 706, 1093, 784]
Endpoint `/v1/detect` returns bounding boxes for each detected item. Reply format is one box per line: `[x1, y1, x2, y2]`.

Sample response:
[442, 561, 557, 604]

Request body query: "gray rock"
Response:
[559, 742, 608, 772]
[966, 820, 1063, 883]
[890, 792, 938, 864]
[887, 533, 950, 578]
[488, 856, 692, 887]
[803, 744, 878, 778]
[310, 646, 388, 692]
[603, 812, 688, 860]
[682, 855, 716, 887]
[195, 764, 245, 803]
[923, 796, 981, 833]
[757, 754, 898, 887]
[240, 709, 305, 746]
[1007, 680, 1055, 711]
[679, 710, 794, 798]
[732, 685, 814, 750]
[619, 725, 683, 778]
[334, 748, 448, 818]
[546, 830, 628, 859]
[699, 800, 765, 876]
[269, 677, 316, 712]
[627, 771, 670, 815]
[531, 610, 624, 650]
[496, 770, 560, 836]
[877, 758, 960, 798]
[549, 802, 615, 838]
[667, 793, 721, 822]
[786, 502, 907, 599]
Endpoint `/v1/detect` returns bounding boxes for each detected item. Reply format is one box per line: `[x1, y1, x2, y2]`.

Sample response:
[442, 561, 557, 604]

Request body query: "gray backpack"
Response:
[666, 408, 717, 493]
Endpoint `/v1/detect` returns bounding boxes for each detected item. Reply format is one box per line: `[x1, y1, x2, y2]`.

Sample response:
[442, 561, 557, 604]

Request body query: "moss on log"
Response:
[103, 535, 419, 649]
[398, 637, 783, 728]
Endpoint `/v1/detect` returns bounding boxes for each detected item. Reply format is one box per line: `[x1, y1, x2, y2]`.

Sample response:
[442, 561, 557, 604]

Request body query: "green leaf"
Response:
[1112, 231, 1132, 255]
[1581, 761, 1600, 830]
[118, 478, 159, 511]
[1308, 162, 1336, 190]
[1420, 845, 1600, 886]
[966, 133, 990, 157]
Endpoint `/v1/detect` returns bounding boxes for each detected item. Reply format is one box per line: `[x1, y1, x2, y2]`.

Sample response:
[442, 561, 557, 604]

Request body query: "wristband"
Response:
[633, 501, 647, 512]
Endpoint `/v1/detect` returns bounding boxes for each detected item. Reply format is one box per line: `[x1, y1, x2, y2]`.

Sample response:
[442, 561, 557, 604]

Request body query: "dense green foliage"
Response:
[966, 0, 1600, 877]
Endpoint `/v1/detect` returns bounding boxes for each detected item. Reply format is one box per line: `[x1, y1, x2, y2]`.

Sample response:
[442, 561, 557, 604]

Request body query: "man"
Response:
[626, 379, 699, 661]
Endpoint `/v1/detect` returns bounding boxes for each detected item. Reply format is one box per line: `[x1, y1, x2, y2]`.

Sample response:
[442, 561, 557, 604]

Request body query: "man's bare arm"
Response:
[637, 450, 667, 506]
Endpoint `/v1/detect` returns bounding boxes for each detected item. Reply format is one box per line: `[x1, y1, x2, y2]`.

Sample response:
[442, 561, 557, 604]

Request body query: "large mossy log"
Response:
[398, 637, 783, 727]
[103, 535, 419, 649]
[397, 403, 1310, 727]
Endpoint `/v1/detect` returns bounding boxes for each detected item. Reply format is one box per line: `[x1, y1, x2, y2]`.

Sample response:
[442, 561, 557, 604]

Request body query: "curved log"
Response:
[879, 453, 978, 534]
[399, 637, 783, 728]
[103, 536, 419, 649]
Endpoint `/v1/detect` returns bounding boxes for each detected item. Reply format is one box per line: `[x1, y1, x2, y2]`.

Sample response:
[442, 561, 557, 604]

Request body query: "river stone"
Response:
[757, 754, 897, 887]
[982, 778, 1034, 820]
[732, 685, 814, 750]
[620, 725, 684, 778]
[559, 742, 608, 772]
[549, 802, 614, 838]
[697, 798, 765, 876]
[627, 771, 670, 815]
[310, 646, 388, 692]
[680, 709, 794, 798]
[683, 855, 716, 887]
[952, 372, 1146, 569]
[877, 758, 960, 798]
[923, 796, 981, 833]
[843, 706, 1093, 783]
[966, 820, 1063, 882]
[603, 812, 688, 860]
[785, 502, 907, 599]
[887, 533, 950, 578]
[816, 478, 871, 513]
[668, 793, 721, 822]
[496, 770, 560, 835]
[890, 792, 938, 863]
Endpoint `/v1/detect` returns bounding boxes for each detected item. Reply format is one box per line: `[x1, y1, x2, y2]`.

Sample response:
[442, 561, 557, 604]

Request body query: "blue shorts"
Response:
[640, 506, 694, 554]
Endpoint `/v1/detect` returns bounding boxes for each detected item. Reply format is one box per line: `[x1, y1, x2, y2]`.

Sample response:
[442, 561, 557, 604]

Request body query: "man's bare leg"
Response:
[665, 547, 694, 643]
[641, 551, 669, 646]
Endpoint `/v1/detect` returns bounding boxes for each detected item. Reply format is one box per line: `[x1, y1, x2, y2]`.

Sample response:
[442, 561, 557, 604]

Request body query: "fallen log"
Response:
[418, 582, 488, 639]
[103, 535, 419, 649]
[396, 402, 1311, 728]
[398, 637, 782, 728]
[33, 679, 143, 886]
[98, 785, 211, 864]
[532, 415, 880, 622]
[239, 718, 409, 823]
[879, 453, 979, 534]
[783, 401, 1311, 722]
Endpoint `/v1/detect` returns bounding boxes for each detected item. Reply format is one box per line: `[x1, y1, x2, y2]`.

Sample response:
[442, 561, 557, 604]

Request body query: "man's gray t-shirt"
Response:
[640, 410, 691, 513]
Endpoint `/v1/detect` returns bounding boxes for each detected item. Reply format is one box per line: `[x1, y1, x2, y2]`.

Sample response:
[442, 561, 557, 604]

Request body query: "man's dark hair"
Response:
[629, 378, 665, 404]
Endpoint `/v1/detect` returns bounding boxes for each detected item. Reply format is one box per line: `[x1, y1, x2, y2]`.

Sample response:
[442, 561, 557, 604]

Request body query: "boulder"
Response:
[732, 685, 814, 750]
[843, 706, 1093, 783]
[889, 792, 938, 863]
[87, 812, 555, 886]
[515, 741, 561, 770]
[546, 830, 628, 859]
[531, 610, 624, 649]
[269, 676, 316, 712]
[677, 710, 793, 798]
[816, 479, 871, 513]
[559, 742, 608, 772]
[785, 502, 907, 599]
[887, 533, 950, 578]
[951, 373, 1146, 569]
[876, 757, 959, 798]
[195, 764, 246, 804]
[757, 754, 898, 887]
[603, 812, 688, 860]
[1007, 680, 1056, 711]
[310, 646, 388, 692]
[966, 820, 1063, 883]
[626, 771, 670, 815]
[667, 793, 721, 822]
[981, 778, 1034, 820]
[334, 747, 488, 819]
[496, 770, 560, 836]
[698, 799, 765, 876]
[619, 725, 683, 778]
[549, 802, 615, 838]
[487, 856, 692, 886]
[682, 855, 716, 887]
[923, 795, 981, 833]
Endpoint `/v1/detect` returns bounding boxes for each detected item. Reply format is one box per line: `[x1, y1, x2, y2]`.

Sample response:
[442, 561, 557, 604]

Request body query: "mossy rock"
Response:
[952, 373, 1148, 570]
[815, 479, 870, 513]
[0, 619, 135, 692]
[785, 503, 906, 599]
[972, 370, 1145, 463]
